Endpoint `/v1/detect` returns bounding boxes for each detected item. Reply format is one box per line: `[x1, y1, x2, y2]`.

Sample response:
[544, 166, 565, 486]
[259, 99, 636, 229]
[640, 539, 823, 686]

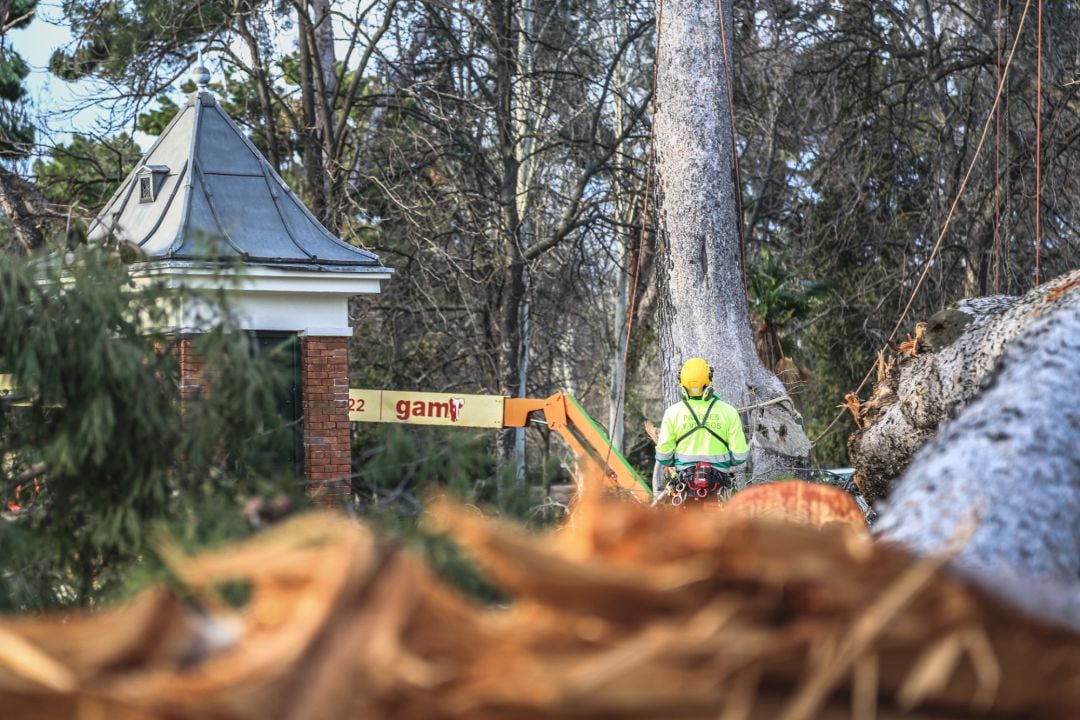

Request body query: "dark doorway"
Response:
[249, 331, 303, 480]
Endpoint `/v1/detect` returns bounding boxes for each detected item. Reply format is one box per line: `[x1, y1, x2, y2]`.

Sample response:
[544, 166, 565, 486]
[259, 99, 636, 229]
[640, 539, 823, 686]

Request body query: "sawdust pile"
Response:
[1, 488, 1078, 719]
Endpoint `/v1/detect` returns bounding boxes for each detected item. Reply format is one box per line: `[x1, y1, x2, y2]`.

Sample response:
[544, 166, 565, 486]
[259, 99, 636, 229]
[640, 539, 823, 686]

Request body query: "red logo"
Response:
[449, 397, 464, 422]
[395, 396, 467, 422]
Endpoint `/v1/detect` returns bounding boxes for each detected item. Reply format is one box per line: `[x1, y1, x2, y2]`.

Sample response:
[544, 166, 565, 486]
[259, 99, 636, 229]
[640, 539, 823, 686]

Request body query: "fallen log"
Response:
[872, 276, 1080, 629]
[848, 269, 1080, 501]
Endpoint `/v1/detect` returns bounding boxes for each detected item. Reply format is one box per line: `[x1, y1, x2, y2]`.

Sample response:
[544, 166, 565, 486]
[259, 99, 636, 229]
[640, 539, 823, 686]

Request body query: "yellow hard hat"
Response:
[679, 358, 713, 398]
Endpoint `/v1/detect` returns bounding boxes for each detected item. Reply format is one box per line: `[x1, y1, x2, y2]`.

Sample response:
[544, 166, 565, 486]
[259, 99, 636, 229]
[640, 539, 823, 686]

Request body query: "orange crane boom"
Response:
[503, 394, 651, 502]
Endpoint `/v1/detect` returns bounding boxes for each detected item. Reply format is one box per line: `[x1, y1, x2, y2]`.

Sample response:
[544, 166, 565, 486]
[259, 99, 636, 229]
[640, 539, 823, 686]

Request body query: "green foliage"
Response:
[353, 425, 498, 506]
[0, 45, 34, 157]
[748, 250, 831, 334]
[0, 245, 304, 610]
[0, 0, 36, 32]
[49, 0, 240, 83]
[0, 47, 29, 102]
[32, 134, 143, 211]
[137, 95, 180, 137]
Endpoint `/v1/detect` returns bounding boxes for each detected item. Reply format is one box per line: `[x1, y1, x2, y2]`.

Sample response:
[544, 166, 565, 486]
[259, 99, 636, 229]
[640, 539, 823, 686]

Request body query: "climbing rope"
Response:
[993, 0, 1003, 294]
[1035, 0, 1042, 287]
[811, 0, 1035, 446]
[604, 0, 664, 473]
[738, 394, 797, 416]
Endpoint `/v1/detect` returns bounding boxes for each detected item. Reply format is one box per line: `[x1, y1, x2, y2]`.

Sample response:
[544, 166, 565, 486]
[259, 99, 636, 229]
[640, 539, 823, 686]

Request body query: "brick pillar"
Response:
[301, 335, 352, 504]
[174, 333, 207, 402]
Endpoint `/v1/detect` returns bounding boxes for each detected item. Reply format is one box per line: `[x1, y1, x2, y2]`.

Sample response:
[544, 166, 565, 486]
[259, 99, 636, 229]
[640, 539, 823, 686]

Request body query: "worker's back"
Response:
[655, 393, 748, 470]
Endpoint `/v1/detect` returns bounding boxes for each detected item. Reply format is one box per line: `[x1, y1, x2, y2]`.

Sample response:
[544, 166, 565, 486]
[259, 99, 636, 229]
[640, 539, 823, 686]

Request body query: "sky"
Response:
[7, 1, 276, 152]
[8, 1, 123, 146]
[8, 1, 380, 157]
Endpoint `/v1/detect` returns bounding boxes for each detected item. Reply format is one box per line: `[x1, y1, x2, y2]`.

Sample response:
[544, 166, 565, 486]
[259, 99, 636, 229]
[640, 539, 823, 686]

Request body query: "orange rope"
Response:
[993, 0, 1003, 294]
[1035, 0, 1042, 287]
[715, 0, 748, 299]
[811, 0, 1034, 446]
[605, 0, 664, 468]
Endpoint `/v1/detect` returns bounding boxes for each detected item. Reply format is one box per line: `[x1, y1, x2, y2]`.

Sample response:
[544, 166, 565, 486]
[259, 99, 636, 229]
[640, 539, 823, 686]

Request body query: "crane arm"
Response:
[504, 393, 652, 502]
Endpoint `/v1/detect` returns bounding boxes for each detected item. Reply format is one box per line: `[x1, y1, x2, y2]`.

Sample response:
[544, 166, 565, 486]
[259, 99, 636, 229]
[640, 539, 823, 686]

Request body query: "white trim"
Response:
[133, 264, 390, 296]
[300, 327, 353, 337]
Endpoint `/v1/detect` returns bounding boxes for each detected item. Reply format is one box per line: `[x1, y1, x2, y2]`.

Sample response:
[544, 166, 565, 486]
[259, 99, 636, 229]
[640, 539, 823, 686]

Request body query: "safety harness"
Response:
[674, 395, 732, 455]
[666, 395, 735, 504]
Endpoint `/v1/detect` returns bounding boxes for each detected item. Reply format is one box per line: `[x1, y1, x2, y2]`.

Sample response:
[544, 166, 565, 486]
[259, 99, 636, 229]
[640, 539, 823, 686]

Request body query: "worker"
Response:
[655, 357, 748, 500]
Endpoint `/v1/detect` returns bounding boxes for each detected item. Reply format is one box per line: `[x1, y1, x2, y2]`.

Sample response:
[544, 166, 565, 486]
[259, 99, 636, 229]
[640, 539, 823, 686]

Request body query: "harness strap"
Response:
[675, 396, 732, 454]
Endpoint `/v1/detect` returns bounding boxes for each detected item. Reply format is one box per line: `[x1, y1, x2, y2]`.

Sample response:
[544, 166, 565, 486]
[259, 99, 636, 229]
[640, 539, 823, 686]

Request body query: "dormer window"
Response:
[139, 176, 153, 202]
[137, 165, 170, 203]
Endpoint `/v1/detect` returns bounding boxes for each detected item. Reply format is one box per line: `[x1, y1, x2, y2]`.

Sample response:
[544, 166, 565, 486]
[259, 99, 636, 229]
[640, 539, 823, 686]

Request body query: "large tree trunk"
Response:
[849, 269, 1080, 501]
[653, 0, 809, 477]
[872, 272, 1080, 630]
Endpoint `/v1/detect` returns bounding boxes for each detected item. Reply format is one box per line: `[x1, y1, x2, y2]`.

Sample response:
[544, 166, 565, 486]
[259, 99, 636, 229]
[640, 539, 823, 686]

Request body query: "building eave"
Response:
[130, 261, 392, 296]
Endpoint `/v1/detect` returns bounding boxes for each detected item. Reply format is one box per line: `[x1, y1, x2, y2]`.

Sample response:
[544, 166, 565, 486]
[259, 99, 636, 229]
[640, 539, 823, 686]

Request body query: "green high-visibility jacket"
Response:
[655, 394, 748, 471]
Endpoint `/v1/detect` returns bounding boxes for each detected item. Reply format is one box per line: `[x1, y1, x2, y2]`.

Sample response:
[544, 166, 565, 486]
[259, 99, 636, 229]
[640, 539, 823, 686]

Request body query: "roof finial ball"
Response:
[192, 50, 211, 91]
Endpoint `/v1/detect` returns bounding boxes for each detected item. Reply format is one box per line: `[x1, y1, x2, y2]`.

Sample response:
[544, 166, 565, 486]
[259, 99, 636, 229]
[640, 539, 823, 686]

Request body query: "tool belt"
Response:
[666, 462, 733, 505]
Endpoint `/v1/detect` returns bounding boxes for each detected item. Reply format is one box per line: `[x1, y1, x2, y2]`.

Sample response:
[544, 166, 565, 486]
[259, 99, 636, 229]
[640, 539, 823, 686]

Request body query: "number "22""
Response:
[347, 398, 366, 412]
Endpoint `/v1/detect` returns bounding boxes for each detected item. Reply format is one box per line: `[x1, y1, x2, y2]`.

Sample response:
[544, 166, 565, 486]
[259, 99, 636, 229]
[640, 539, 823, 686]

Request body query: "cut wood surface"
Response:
[723, 480, 866, 529]
[849, 269, 1080, 501]
[1, 498, 1078, 719]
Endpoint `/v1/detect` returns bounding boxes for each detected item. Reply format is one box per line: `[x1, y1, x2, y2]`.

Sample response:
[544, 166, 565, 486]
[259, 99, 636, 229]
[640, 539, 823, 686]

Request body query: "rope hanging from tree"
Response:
[993, 0, 1003, 293]
[812, 0, 1036, 446]
[603, 0, 664, 473]
[1035, 0, 1042, 287]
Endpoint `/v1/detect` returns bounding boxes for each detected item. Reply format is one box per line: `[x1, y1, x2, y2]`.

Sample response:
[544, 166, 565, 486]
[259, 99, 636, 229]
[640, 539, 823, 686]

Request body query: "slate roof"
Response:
[89, 89, 389, 274]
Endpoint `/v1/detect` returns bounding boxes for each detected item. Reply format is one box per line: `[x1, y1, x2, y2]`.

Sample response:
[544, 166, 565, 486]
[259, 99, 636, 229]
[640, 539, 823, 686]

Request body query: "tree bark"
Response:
[494, 0, 525, 462]
[873, 272, 1080, 630]
[849, 269, 1080, 501]
[607, 12, 633, 454]
[237, 15, 282, 172]
[297, 16, 327, 222]
[653, 0, 809, 477]
[0, 167, 53, 253]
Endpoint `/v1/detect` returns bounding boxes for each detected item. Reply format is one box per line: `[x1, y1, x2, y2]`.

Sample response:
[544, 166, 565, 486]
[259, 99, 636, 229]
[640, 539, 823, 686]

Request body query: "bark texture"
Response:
[0, 166, 54, 253]
[873, 273, 1080, 629]
[849, 269, 1080, 500]
[654, 0, 809, 476]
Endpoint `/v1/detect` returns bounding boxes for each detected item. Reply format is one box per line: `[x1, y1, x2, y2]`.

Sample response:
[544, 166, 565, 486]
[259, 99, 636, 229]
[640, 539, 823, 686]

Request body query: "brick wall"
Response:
[174, 334, 207, 403]
[301, 335, 352, 504]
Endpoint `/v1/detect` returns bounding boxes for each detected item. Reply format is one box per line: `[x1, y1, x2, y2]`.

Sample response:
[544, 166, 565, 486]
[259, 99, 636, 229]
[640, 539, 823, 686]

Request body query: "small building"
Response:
[88, 65, 391, 501]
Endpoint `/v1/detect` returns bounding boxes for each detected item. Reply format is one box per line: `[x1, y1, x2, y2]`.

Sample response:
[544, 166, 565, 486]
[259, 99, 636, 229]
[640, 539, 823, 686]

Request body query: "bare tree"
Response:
[361, 0, 653, 471]
[653, 0, 809, 480]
